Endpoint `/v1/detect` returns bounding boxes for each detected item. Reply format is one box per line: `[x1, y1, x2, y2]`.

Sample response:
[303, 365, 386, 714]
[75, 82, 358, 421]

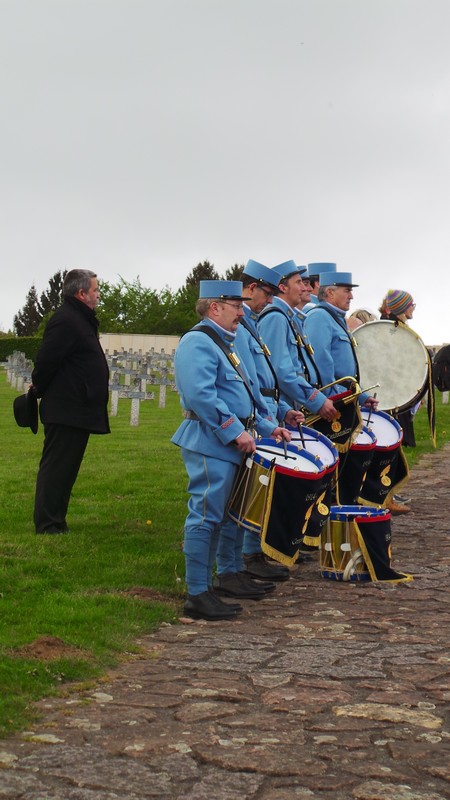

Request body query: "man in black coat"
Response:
[31, 269, 110, 533]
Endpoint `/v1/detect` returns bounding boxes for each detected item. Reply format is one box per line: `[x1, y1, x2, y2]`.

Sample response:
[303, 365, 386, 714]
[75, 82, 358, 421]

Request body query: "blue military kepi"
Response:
[199, 279, 250, 299]
[320, 271, 359, 288]
[271, 260, 306, 281]
[243, 260, 279, 290]
[306, 262, 337, 277]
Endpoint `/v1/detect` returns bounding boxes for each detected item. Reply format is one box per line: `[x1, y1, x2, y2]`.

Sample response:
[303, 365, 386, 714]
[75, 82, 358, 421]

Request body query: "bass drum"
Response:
[352, 319, 429, 412]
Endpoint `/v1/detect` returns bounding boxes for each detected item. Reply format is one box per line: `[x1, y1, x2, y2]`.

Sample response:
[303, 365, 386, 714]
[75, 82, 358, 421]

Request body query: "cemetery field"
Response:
[0, 366, 449, 737]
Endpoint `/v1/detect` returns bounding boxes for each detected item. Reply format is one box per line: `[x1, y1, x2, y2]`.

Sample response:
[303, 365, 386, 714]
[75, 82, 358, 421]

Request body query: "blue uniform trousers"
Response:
[181, 449, 240, 594]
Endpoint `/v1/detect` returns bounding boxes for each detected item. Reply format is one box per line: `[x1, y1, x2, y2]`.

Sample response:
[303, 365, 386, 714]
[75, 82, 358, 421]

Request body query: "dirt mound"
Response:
[14, 635, 86, 661]
[121, 586, 177, 603]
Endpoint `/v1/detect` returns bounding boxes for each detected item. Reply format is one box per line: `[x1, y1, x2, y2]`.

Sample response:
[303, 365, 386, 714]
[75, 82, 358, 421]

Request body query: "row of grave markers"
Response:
[4, 348, 179, 427]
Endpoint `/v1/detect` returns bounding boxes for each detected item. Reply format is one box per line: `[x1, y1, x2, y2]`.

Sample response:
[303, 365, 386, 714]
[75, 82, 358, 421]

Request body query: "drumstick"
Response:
[297, 422, 306, 450]
[258, 446, 297, 461]
[365, 392, 377, 428]
[280, 421, 289, 459]
[292, 401, 306, 449]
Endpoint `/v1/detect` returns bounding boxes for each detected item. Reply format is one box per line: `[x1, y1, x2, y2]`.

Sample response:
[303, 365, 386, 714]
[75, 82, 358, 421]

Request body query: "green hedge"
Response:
[0, 337, 42, 362]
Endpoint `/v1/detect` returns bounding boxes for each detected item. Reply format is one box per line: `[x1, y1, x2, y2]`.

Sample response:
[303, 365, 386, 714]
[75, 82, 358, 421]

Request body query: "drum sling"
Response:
[191, 324, 257, 427]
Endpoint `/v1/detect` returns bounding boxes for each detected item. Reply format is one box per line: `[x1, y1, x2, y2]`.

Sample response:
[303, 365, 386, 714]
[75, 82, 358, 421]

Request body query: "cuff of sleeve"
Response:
[306, 389, 327, 413]
[214, 417, 245, 446]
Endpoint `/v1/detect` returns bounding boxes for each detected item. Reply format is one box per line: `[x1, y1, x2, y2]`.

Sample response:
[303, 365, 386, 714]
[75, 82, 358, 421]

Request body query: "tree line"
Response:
[10, 261, 244, 337]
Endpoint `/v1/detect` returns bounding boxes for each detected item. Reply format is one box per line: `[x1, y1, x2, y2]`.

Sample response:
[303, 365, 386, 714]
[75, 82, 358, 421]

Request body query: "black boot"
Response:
[237, 571, 276, 594]
[208, 587, 243, 613]
[184, 590, 238, 620]
[213, 572, 266, 600]
[243, 552, 290, 582]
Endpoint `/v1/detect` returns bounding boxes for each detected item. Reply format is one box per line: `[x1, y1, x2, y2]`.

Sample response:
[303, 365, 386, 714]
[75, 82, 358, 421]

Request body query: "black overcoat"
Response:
[32, 297, 110, 433]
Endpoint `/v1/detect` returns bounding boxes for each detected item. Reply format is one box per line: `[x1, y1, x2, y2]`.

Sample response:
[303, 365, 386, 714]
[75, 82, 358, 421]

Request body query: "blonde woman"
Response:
[346, 308, 377, 330]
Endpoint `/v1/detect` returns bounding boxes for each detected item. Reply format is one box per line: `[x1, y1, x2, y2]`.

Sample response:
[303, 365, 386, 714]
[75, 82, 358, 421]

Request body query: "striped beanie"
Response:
[385, 289, 414, 316]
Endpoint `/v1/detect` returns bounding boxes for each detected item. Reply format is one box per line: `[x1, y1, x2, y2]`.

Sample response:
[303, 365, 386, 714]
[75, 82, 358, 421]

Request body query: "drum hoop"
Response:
[331, 504, 390, 521]
[256, 438, 325, 474]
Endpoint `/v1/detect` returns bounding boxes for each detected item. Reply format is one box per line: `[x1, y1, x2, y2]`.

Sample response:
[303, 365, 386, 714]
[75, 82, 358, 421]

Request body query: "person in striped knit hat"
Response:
[380, 289, 415, 323]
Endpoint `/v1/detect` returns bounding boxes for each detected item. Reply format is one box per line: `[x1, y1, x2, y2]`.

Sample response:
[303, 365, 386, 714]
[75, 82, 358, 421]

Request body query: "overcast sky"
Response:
[1, 0, 449, 344]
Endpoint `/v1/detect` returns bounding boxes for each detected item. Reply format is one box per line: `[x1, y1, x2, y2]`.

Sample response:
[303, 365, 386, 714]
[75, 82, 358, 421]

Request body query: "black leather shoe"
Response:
[237, 571, 276, 593]
[208, 588, 243, 613]
[243, 552, 290, 582]
[213, 572, 266, 600]
[183, 591, 238, 620]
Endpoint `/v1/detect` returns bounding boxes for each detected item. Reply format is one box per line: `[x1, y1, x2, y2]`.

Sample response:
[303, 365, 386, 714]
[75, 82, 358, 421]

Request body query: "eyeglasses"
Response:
[258, 286, 274, 299]
[219, 301, 244, 310]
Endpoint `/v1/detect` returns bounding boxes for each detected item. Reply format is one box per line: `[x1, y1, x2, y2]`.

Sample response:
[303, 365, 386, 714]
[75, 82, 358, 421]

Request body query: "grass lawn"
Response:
[1, 369, 187, 736]
[1, 366, 449, 736]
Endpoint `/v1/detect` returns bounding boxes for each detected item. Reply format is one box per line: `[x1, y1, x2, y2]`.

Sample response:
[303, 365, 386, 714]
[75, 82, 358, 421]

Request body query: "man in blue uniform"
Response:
[232, 259, 305, 582]
[302, 262, 337, 313]
[172, 280, 291, 621]
[294, 267, 313, 320]
[257, 261, 338, 422]
[302, 271, 377, 406]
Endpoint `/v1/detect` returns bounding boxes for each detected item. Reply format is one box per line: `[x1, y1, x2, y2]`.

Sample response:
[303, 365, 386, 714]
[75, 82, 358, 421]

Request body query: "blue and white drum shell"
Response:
[228, 438, 326, 534]
[360, 409, 403, 450]
[320, 504, 391, 582]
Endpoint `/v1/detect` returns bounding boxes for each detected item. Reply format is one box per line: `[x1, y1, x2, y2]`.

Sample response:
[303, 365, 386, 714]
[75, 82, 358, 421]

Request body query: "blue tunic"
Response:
[172, 319, 275, 465]
[303, 301, 366, 399]
[258, 297, 328, 414]
[235, 304, 291, 424]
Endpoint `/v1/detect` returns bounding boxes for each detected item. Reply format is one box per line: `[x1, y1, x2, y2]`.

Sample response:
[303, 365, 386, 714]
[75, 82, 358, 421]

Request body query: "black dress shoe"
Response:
[208, 588, 243, 613]
[183, 591, 238, 620]
[237, 571, 276, 594]
[243, 552, 290, 582]
[213, 572, 266, 600]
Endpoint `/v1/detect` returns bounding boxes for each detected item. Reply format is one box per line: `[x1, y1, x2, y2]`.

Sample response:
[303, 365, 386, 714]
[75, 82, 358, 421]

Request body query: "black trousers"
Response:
[34, 423, 90, 533]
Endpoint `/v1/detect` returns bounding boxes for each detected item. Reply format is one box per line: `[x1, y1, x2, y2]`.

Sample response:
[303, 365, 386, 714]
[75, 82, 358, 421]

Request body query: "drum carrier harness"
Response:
[260, 305, 323, 387]
[239, 316, 280, 402]
[184, 324, 258, 432]
[312, 304, 361, 384]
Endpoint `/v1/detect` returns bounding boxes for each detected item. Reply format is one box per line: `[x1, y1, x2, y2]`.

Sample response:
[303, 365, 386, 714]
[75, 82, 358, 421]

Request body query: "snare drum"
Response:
[320, 504, 411, 583]
[228, 438, 329, 565]
[336, 425, 377, 505]
[358, 409, 409, 506]
[288, 426, 339, 547]
[321, 505, 374, 581]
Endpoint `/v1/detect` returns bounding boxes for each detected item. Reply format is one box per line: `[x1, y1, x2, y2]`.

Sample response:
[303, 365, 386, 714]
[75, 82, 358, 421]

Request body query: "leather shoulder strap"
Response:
[239, 317, 280, 402]
[311, 306, 360, 382]
[191, 324, 257, 414]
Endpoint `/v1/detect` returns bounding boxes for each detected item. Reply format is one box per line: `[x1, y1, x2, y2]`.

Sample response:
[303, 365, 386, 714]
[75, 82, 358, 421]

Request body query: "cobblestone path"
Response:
[1, 446, 449, 799]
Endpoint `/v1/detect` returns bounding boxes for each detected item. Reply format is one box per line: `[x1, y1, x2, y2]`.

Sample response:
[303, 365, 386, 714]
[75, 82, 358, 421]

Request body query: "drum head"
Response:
[288, 427, 338, 468]
[353, 320, 429, 411]
[360, 409, 402, 448]
[255, 440, 322, 473]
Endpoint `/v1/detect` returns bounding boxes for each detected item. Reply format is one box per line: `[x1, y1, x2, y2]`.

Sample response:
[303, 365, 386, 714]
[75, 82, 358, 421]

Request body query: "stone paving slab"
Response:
[1, 446, 449, 799]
